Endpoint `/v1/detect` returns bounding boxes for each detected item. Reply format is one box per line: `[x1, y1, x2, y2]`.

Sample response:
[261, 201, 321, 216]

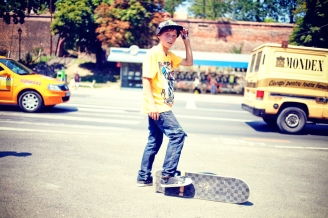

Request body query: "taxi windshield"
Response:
[0, 59, 33, 75]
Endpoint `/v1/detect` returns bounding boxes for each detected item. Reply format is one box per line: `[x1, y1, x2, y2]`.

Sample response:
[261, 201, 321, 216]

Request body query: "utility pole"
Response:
[203, 0, 206, 19]
[50, 0, 52, 56]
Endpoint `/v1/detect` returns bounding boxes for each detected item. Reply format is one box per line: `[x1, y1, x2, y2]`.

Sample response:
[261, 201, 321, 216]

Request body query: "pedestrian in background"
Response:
[193, 77, 201, 94]
[74, 71, 80, 90]
[210, 76, 217, 94]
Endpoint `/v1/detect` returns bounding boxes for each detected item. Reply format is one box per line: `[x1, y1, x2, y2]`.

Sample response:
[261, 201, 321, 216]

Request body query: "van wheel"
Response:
[262, 117, 277, 126]
[19, 91, 44, 113]
[277, 107, 307, 134]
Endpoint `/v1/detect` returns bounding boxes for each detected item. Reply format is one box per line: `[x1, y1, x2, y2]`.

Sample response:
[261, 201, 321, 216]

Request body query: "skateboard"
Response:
[155, 170, 250, 204]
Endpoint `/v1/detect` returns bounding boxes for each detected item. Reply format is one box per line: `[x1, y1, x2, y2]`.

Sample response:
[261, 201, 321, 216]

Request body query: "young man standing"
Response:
[137, 20, 193, 187]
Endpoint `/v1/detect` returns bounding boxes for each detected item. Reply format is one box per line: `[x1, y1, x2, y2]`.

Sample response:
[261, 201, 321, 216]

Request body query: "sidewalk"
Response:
[70, 86, 244, 104]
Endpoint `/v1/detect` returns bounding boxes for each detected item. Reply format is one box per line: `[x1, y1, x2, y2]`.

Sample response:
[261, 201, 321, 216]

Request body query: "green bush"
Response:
[25, 52, 33, 64]
[32, 46, 44, 56]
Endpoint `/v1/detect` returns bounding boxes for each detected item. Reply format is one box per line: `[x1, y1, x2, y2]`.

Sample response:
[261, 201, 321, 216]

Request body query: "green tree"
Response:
[230, 0, 257, 21]
[0, 0, 53, 24]
[279, 0, 299, 23]
[1, 0, 27, 24]
[289, 0, 328, 48]
[164, 0, 186, 15]
[189, 0, 231, 20]
[51, 0, 104, 67]
[94, 0, 164, 48]
[230, 0, 282, 22]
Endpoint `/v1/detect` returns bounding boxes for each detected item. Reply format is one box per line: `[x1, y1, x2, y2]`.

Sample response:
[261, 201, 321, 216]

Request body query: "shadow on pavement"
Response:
[42, 106, 78, 113]
[0, 105, 22, 112]
[238, 201, 254, 206]
[0, 151, 32, 158]
[0, 105, 78, 114]
[246, 121, 328, 136]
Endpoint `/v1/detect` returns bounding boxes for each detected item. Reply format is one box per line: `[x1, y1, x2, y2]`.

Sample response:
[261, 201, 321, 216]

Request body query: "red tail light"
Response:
[256, 90, 264, 100]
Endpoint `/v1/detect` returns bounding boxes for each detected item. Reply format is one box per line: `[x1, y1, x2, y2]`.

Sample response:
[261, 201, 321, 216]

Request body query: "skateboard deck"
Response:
[155, 170, 250, 204]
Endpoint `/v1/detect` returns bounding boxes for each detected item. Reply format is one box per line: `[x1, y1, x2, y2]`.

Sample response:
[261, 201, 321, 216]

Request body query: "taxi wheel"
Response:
[18, 91, 44, 113]
[277, 107, 307, 134]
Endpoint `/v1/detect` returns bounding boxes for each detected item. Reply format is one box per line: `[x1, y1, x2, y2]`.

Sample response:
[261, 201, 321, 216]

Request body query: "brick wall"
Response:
[0, 15, 294, 60]
[0, 16, 59, 60]
[172, 19, 294, 53]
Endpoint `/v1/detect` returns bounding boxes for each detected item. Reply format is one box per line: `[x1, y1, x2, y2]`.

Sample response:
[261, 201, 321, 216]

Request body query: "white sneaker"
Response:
[160, 176, 192, 187]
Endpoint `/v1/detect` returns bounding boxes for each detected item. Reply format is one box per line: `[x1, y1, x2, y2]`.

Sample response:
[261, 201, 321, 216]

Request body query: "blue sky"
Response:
[175, 1, 191, 13]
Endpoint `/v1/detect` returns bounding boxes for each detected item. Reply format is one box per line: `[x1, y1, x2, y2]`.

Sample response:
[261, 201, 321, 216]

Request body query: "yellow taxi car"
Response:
[0, 56, 70, 112]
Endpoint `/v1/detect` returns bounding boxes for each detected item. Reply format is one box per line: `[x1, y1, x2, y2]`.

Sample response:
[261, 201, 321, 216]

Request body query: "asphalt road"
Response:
[1, 88, 327, 218]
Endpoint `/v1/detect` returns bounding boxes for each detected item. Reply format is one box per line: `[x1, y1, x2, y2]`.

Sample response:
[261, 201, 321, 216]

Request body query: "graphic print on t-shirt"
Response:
[158, 61, 175, 106]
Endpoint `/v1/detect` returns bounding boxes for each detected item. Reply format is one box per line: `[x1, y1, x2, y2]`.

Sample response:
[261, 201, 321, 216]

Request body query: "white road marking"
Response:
[275, 146, 305, 149]
[212, 137, 265, 146]
[276, 146, 328, 150]
[55, 111, 143, 120]
[0, 112, 140, 125]
[63, 103, 141, 112]
[305, 147, 328, 150]
[0, 120, 130, 131]
[56, 106, 139, 114]
[176, 115, 251, 122]
[0, 127, 123, 135]
[186, 108, 247, 113]
[186, 99, 197, 109]
[212, 138, 327, 150]
[66, 103, 246, 113]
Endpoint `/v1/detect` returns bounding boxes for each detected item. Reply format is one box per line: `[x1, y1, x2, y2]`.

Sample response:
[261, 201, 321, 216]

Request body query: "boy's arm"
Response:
[179, 28, 193, 66]
[143, 77, 159, 120]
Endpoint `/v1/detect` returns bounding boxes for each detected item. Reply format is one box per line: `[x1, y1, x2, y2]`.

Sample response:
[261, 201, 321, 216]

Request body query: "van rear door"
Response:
[243, 50, 266, 107]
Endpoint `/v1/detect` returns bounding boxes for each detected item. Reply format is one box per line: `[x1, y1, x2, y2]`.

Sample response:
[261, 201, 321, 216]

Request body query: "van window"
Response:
[249, 54, 256, 73]
[254, 51, 262, 72]
[262, 54, 265, 64]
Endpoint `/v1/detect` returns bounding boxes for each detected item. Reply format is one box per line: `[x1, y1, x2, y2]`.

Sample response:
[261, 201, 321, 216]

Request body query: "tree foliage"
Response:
[189, 0, 231, 20]
[187, 0, 306, 23]
[94, 0, 164, 48]
[289, 0, 328, 48]
[51, 0, 100, 51]
[278, 0, 299, 23]
[51, 0, 104, 68]
[0, 0, 54, 24]
[229, 0, 282, 22]
[164, 0, 186, 15]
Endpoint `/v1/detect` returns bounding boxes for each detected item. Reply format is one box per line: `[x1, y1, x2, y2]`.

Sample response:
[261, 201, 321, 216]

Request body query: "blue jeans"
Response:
[137, 111, 187, 181]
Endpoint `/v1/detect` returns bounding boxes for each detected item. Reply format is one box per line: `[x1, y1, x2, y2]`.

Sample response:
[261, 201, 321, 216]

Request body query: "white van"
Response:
[242, 43, 328, 134]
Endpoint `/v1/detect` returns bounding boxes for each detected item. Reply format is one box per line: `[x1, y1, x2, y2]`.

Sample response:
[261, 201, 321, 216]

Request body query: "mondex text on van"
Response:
[276, 56, 323, 72]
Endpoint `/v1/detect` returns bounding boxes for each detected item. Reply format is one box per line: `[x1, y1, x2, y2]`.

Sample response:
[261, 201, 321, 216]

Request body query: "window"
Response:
[0, 59, 31, 75]
[262, 54, 266, 65]
[249, 54, 256, 73]
[254, 51, 262, 72]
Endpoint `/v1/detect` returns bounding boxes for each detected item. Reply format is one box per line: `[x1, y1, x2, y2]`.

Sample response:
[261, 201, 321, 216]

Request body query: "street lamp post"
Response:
[18, 28, 22, 60]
